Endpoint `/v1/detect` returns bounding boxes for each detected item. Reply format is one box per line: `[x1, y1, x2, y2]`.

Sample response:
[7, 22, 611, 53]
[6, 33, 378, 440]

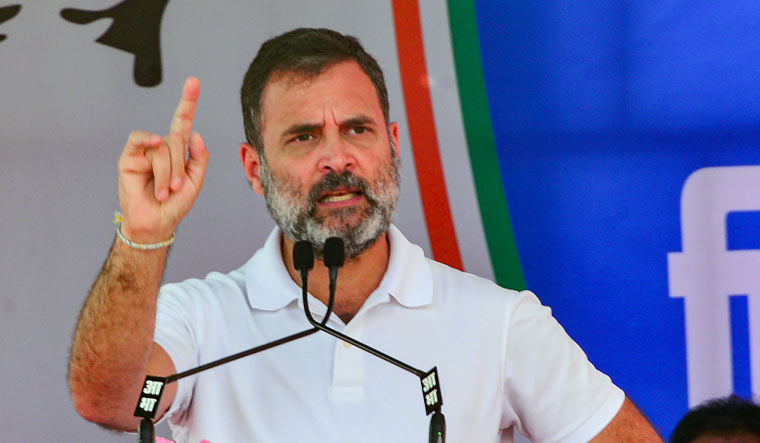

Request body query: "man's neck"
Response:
[282, 232, 391, 324]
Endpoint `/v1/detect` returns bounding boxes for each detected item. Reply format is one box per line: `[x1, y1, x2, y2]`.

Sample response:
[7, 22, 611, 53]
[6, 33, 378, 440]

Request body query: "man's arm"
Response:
[68, 77, 208, 431]
[68, 239, 177, 430]
[590, 397, 662, 442]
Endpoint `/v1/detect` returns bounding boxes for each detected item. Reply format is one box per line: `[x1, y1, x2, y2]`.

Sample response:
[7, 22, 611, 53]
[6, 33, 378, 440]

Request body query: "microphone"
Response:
[132, 237, 445, 442]
[294, 240, 446, 443]
[322, 237, 344, 325]
[293, 240, 315, 275]
[293, 240, 318, 324]
[133, 240, 321, 443]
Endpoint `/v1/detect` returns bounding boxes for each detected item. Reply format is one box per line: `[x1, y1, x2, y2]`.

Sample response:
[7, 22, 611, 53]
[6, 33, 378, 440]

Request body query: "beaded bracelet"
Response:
[114, 212, 175, 250]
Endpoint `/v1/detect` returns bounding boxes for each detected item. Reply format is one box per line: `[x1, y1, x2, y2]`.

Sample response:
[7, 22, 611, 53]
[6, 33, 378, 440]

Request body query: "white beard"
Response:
[259, 151, 400, 260]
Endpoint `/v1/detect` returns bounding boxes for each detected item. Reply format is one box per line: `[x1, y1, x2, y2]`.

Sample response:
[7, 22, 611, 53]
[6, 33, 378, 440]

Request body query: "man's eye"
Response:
[348, 127, 367, 135]
[293, 134, 313, 142]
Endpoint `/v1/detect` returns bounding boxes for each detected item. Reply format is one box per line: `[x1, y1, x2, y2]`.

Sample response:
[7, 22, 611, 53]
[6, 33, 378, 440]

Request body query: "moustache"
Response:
[306, 171, 374, 210]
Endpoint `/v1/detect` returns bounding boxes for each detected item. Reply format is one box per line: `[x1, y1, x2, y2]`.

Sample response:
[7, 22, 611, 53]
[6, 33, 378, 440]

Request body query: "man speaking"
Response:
[68, 28, 660, 442]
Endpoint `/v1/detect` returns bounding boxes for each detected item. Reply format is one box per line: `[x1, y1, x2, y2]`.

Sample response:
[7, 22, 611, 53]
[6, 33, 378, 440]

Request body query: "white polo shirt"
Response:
[154, 225, 624, 443]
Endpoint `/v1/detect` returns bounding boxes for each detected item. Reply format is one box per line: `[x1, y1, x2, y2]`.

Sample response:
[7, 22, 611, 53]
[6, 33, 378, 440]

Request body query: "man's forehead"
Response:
[259, 61, 384, 129]
[267, 68, 323, 90]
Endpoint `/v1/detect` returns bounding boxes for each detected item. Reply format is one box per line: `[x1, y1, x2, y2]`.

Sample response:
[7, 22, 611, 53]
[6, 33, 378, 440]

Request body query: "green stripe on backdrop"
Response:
[446, 0, 525, 290]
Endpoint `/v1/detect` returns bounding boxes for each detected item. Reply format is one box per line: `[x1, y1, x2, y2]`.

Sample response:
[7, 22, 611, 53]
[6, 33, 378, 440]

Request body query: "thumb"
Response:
[186, 132, 209, 190]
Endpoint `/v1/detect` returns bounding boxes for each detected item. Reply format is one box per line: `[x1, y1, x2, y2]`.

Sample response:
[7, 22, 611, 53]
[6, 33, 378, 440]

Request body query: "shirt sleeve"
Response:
[502, 291, 625, 443]
[153, 280, 203, 424]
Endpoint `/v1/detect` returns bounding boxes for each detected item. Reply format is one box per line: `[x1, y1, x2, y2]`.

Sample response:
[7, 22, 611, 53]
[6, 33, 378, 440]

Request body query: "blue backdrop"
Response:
[476, 1, 760, 436]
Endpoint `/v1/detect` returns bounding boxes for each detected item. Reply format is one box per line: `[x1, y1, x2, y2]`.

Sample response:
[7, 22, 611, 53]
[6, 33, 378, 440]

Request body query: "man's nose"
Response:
[318, 134, 356, 174]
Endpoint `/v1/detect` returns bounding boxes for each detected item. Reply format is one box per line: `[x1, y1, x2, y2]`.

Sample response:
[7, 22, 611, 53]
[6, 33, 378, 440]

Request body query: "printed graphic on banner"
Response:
[0, 4, 20, 43]
[668, 165, 760, 406]
[60, 0, 170, 86]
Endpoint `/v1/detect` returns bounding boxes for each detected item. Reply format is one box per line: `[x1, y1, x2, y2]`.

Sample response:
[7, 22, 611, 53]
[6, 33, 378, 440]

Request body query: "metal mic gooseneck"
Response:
[296, 239, 446, 443]
[133, 240, 320, 443]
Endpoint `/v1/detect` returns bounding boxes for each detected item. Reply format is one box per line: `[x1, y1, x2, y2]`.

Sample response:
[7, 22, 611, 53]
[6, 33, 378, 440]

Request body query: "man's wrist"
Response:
[114, 212, 175, 250]
[116, 224, 175, 250]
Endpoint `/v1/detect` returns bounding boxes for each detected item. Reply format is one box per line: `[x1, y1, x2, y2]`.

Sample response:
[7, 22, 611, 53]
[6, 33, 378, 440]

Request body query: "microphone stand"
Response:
[134, 237, 445, 443]
[294, 239, 446, 443]
[134, 327, 320, 442]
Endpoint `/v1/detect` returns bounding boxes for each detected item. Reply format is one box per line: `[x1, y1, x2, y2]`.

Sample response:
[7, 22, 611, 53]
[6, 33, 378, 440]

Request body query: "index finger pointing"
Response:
[169, 76, 200, 142]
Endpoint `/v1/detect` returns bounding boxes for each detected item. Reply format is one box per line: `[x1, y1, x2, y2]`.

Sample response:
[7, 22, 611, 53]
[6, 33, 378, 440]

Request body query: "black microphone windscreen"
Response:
[293, 241, 314, 271]
[324, 237, 345, 268]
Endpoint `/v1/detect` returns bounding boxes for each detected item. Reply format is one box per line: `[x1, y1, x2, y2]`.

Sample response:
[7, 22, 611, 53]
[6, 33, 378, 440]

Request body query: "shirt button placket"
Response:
[330, 319, 365, 403]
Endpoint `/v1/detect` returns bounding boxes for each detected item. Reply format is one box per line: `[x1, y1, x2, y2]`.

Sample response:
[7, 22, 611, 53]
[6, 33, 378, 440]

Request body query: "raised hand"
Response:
[117, 77, 209, 244]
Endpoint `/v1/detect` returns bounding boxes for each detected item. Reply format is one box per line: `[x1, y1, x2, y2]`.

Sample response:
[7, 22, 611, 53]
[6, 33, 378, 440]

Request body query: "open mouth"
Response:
[318, 188, 362, 204]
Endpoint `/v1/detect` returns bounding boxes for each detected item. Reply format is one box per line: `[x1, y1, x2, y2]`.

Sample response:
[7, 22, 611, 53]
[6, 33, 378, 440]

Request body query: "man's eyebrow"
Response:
[281, 123, 322, 138]
[280, 115, 378, 138]
[340, 115, 377, 127]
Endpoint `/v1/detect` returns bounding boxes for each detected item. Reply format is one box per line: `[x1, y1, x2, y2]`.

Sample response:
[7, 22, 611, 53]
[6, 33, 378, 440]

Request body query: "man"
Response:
[68, 28, 661, 442]
[670, 395, 760, 443]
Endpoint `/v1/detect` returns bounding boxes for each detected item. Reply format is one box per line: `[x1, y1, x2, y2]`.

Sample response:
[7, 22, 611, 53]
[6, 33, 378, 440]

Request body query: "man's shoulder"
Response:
[426, 256, 521, 300]
[159, 265, 248, 303]
[159, 227, 279, 298]
[389, 225, 522, 305]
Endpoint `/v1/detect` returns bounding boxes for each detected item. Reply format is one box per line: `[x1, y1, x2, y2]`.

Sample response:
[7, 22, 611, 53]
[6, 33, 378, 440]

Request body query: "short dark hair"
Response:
[670, 395, 760, 443]
[240, 28, 390, 155]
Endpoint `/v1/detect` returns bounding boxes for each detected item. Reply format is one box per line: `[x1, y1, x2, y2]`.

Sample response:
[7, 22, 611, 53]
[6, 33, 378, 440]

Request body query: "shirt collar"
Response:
[243, 224, 434, 312]
[377, 224, 434, 308]
[244, 227, 301, 311]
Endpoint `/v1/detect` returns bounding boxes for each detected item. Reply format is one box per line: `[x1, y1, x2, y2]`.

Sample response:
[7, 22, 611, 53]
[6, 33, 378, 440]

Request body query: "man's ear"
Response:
[240, 143, 265, 196]
[389, 122, 400, 158]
